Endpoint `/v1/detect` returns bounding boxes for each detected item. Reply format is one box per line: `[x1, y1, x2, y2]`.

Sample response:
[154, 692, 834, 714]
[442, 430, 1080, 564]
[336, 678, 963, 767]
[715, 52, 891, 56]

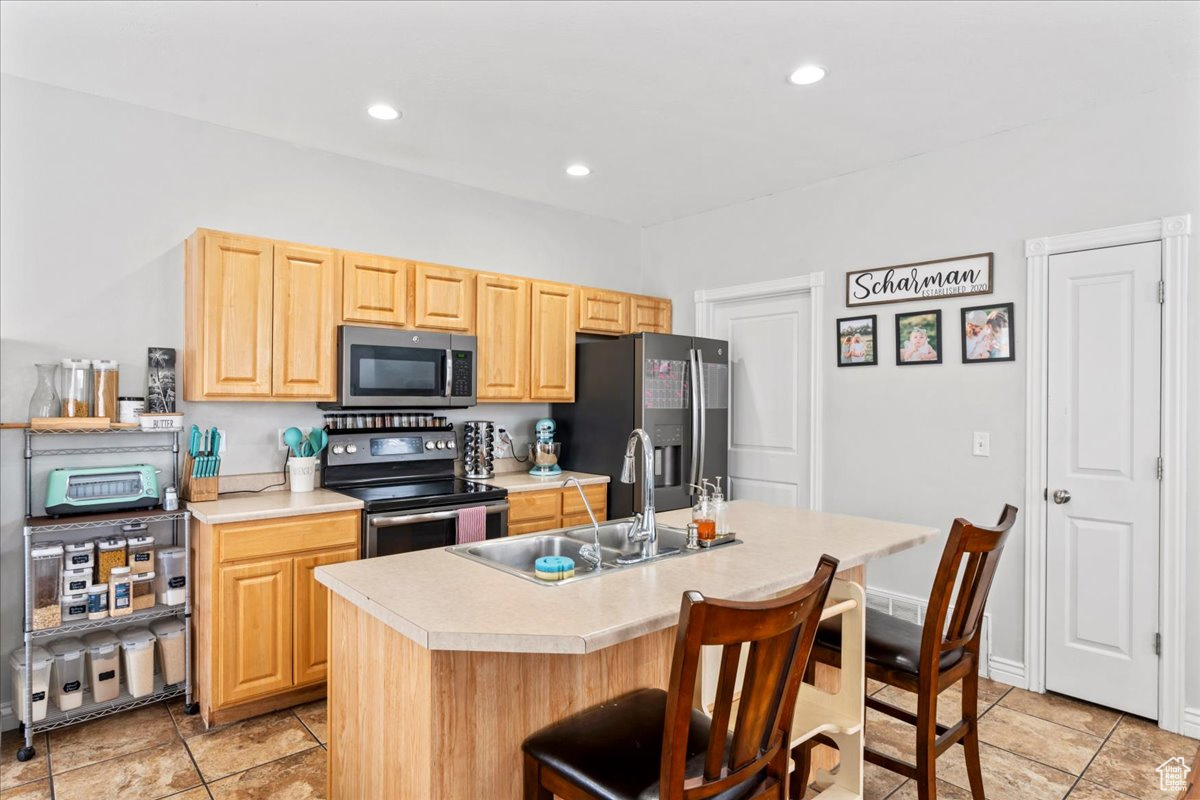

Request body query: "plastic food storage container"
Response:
[83, 631, 121, 702]
[10, 645, 53, 723]
[87, 583, 109, 620]
[64, 541, 95, 571]
[62, 566, 91, 595]
[32, 542, 64, 631]
[127, 535, 155, 575]
[155, 547, 187, 606]
[95, 537, 126, 584]
[118, 627, 157, 698]
[60, 358, 91, 417]
[91, 360, 119, 422]
[48, 638, 86, 711]
[149, 618, 186, 686]
[61, 591, 89, 624]
[131, 572, 156, 611]
[108, 566, 133, 618]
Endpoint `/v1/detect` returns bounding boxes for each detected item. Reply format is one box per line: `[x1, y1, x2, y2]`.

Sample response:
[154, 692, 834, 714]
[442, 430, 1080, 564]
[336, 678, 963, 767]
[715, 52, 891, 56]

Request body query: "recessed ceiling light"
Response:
[565, 164, 592, 177]
[787, 65, 827, 86]
[367, 104, 400, 121]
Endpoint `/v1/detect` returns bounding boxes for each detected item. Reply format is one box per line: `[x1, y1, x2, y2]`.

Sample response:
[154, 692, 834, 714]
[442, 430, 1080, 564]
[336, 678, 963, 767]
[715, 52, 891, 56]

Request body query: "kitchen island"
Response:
[315, 500, 938, 799]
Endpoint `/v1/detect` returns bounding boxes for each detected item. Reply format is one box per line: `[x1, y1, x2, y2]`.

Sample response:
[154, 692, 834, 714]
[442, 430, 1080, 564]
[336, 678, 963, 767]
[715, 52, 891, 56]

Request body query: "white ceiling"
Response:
[2, 1, 1196, 226]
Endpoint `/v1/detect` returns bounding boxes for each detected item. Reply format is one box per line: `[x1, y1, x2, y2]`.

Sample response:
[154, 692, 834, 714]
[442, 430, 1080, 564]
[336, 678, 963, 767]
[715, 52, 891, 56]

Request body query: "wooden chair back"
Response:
[660, 554, 839, 800]
[922, 505, 1018, 667]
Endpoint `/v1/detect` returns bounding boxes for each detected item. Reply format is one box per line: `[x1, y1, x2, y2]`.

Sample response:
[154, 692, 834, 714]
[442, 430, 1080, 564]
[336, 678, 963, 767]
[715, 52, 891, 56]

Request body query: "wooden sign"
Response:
[845, 253, 993, 307]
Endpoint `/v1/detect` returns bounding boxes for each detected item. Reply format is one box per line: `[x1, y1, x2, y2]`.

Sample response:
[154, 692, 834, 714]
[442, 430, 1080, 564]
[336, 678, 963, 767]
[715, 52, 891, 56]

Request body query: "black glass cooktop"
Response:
[334, 478, 507, 513]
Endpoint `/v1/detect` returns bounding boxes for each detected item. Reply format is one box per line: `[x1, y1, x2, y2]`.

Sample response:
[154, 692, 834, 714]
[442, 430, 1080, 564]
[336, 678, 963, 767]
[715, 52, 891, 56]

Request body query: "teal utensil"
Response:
[308, 429, 327, 457]
[283, 427, 305, 458]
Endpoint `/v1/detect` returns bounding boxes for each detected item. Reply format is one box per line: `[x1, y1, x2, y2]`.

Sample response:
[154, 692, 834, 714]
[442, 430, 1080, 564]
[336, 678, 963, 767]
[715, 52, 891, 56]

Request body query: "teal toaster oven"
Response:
[44, 465, 160, 517]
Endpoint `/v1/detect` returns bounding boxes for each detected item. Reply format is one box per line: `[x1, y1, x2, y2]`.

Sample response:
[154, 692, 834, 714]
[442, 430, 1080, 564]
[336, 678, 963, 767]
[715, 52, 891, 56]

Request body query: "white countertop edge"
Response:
[315, 568, 431, 648]
[187, 491, 364, 524]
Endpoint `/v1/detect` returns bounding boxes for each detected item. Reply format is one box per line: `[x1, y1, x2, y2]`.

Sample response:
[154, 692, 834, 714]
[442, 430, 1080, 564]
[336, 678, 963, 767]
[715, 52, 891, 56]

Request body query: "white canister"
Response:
[117, 397, 145, 425]
[288, 456, 317, 493]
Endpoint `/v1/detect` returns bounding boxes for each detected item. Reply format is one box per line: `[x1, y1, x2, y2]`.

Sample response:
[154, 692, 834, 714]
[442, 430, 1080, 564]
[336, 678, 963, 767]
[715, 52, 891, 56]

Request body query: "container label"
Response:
[98, 670, 115, 681]
[68, 604, 86, 615]
[63, 680, 81, 693]
[113, 584, 130, 609]
[31, 691, 45, 702]
[70, 554, 90, 565]
[133, 552, 151, 563]
[88, 595, 107, 612]
[168, 576, 186, 589]
[67, 579, 88, 592]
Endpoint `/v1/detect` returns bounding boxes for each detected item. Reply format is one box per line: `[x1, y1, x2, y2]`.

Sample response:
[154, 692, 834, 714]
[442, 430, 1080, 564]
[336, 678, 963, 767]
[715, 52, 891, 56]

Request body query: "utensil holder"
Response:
[288, 456, 317, 493]
[180, 453, 218, 502]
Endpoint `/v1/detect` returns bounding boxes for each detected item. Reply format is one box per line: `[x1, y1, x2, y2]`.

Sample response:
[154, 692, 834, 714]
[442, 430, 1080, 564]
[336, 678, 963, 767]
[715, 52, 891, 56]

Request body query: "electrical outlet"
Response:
[973, 431, 990, 457]
[277, 428, 292, 451]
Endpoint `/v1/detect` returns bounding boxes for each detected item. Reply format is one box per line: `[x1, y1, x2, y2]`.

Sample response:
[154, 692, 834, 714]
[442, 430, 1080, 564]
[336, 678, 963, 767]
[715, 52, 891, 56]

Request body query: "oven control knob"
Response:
[447, 440, 456, 450]
[345, 443, 358, 454]
[435, 440, 446, 450]
[332, 444, 345, 455]
[425, 441, 436, 451]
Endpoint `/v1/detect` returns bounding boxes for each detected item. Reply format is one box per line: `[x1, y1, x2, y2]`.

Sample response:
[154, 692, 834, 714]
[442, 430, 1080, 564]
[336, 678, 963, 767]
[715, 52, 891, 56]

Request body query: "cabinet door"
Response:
[341, 253, 409, 326]
[193, 232, 274, 399]
[217, 558, 293, 707]
[577, 287, 628, 334]
[413, 263, 475, 332]
[629, 296, 672, 334]
[293, 546, 359, 686]
[273, 244, 338, 399]
[508, 489, 561, 535]
[530, 281, 577, 401]
[476, 274, 530, 401]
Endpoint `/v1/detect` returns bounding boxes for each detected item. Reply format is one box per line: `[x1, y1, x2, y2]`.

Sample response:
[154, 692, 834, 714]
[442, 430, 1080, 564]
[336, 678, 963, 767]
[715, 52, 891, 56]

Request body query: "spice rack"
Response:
[14, 428, 195, 763]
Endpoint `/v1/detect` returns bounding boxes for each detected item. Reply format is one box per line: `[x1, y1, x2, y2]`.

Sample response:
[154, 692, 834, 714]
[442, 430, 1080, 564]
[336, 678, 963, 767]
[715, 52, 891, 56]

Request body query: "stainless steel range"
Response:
[321, 426, 508, 558]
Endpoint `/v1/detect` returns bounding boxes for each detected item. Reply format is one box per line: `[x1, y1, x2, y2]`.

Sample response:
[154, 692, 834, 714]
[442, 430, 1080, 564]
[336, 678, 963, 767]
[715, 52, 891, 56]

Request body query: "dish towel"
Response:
[456, 505, 488, 544]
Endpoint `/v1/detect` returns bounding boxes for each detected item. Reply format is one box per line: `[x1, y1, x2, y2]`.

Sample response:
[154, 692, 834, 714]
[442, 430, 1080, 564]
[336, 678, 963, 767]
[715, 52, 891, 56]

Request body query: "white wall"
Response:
[642, 79, 1200, 711]
[0, 75, 642, 722]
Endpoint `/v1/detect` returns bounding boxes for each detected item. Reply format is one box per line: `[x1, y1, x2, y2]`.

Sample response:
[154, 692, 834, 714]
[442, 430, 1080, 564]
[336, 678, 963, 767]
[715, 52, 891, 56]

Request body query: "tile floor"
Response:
[0, 698, 327, 800]
[1, 680, 1195, 799]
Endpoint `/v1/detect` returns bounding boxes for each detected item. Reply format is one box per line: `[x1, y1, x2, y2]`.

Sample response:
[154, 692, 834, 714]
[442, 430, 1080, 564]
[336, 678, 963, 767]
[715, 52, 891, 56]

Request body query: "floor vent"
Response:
[865, 587, 991, 677]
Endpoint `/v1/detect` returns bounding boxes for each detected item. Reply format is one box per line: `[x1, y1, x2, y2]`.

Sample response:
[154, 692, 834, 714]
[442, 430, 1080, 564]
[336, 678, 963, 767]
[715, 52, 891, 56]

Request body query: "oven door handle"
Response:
[369, 502, 509, 527]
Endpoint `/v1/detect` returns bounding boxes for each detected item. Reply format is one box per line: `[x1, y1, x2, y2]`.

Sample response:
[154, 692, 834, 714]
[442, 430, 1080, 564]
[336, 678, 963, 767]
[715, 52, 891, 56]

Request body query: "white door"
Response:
[708, 291, 812, 507]
[1045, 241, 1161, 717]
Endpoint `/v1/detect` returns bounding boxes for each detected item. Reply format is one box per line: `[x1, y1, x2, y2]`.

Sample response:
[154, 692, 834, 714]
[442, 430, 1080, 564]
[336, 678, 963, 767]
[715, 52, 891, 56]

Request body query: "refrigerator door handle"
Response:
[689, 348, 701, 491]
[695, 347, 708, 489]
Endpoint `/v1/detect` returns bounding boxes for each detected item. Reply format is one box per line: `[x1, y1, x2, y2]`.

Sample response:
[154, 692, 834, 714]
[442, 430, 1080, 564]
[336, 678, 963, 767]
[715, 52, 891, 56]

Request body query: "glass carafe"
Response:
[28, 363, 61, 419]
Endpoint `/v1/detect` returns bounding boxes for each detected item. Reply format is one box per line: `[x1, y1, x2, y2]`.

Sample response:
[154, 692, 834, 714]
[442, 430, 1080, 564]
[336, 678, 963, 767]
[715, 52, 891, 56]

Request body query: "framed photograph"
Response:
[845, 252, 993, 307]
[961, 302, 1014, 363]
[836, 315, 877, 367]
[895, 310, 942, 365]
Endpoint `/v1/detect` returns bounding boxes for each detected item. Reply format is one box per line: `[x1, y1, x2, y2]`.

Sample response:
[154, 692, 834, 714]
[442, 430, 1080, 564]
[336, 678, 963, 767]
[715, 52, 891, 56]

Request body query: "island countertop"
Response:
[316, 500, 937, 655]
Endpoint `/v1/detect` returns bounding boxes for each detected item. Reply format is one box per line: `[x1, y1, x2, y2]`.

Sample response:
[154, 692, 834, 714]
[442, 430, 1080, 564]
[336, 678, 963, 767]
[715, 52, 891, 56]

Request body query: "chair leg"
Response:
[523, 752, 552, 800]
[789, 739, 814, 799]
[915, 687, 938, 800]
[961, 672, 986, 800]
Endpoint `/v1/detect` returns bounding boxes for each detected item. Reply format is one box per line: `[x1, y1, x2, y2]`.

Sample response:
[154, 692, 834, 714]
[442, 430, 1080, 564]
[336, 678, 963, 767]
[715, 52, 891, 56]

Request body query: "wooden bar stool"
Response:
[522, 554, 840, 800]
[792, 505, 1017, 800]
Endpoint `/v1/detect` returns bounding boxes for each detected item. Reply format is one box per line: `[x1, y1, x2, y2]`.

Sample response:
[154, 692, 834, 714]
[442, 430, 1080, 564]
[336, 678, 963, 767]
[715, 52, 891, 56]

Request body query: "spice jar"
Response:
[91, 360, 119, 421]
[60, 358, 91, 418]
[31, 542, 64, 631]
[108, 566, 133, 617]
[87, 584, 109, 620]
[131, 572, 156, 611]
[127, 535, 155, 575]
[95, 537, 127, 584]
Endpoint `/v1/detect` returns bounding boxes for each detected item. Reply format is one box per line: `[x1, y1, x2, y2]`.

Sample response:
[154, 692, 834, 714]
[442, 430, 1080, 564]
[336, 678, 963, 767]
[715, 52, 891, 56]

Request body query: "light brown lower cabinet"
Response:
[193, 510, 359, 725]
[507, 484, 607, 535]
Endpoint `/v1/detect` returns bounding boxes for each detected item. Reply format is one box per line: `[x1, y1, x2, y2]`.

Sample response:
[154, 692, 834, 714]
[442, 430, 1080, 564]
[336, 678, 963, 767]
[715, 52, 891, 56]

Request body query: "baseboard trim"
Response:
[1182, 707, 1200, 740]
[985, 656, 1027, 689]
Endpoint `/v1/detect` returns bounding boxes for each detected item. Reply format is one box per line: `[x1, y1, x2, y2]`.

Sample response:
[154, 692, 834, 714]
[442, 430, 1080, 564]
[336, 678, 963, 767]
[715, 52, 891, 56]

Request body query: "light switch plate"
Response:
[973, 431, 990, 457]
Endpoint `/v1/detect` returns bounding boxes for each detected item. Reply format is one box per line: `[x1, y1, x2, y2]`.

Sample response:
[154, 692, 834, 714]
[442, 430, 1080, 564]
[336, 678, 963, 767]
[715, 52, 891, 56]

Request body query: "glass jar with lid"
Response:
[91, 360, 119, 421]
[60, 358, 91, 418]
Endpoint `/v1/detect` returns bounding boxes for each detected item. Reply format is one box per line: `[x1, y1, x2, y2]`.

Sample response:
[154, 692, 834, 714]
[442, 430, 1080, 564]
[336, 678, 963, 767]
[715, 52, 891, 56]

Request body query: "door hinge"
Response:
[1158, 280, 1165, 303]
[1157, 456, 1164, 480]
[1155, 633, 1162, 656]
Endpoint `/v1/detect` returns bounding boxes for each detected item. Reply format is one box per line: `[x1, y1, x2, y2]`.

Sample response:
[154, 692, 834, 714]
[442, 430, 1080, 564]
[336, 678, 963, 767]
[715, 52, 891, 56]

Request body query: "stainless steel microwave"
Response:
[331, 326, 476, 408]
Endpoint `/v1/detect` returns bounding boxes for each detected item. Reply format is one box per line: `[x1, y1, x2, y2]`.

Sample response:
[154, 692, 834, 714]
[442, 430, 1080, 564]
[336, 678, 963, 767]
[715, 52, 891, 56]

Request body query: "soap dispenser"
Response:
[689, 483, 716, 541]
[710, 477, 728, 536]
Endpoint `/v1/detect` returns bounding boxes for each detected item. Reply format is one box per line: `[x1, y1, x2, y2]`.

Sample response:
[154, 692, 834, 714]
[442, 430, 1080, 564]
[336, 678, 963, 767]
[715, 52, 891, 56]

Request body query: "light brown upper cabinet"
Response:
[273, 244, 338, 399]
[476, 274, 530, 401]
[629, 295, 673, 334]
[185, 231, 275, 400]
[530, 281, 577, 401]
[413, 263, 475, 332]
[576, 287, 629, 334]
[341, 252, 409, 327]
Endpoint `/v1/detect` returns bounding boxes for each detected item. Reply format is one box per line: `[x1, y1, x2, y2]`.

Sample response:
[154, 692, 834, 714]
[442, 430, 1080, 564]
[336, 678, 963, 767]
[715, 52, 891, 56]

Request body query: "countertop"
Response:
[316, 500, 938, 655]
[484, 470, 609, 493]
[187, 488, 364, 524]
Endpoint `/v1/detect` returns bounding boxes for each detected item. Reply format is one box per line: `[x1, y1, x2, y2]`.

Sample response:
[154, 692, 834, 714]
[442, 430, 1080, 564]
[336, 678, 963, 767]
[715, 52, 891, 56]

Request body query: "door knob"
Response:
[1052, 489, 1071, 505]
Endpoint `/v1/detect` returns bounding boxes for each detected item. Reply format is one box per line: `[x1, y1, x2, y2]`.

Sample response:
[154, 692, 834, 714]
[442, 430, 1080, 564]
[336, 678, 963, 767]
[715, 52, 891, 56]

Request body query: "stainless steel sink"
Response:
[447, 518, 712, 586]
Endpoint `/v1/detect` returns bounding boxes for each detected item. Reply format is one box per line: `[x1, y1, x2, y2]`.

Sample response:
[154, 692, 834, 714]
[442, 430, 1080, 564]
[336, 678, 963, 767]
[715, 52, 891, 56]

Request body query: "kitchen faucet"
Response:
[617, 428, 678, 565]
[562, 477, 602, 571]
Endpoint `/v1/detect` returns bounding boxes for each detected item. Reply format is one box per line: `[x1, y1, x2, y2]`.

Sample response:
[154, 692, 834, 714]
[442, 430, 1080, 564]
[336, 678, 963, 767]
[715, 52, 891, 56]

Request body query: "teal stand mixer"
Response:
[529, 418, 563, 476]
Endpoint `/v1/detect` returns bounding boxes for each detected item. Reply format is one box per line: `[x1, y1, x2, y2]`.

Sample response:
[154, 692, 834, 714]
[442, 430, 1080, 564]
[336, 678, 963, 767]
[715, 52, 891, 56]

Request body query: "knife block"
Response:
[181, 453, 219, 502]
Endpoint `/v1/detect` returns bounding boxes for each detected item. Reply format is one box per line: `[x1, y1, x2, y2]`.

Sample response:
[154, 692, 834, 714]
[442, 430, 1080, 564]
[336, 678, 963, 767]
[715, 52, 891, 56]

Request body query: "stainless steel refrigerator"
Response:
[554, 333, 729, 517]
